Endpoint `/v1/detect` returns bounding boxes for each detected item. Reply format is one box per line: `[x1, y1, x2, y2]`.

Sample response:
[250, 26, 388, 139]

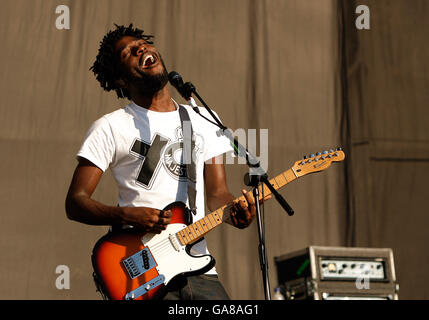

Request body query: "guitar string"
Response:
[146, 216, 217, 253]
[148, 202, 255, 261]
[147, 238, 170, 254]
[146, 223, 206, 255]
[134, 202, 235, 258]
[145, 204, 235, 256]
[136, 199, 253, 257]
[137, 183, 285, 267]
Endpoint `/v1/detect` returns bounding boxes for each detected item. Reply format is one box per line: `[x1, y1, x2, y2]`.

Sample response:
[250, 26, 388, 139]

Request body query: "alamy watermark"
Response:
[356, 5, 370, 30]
[355, 276, 370, 290]
[55, 265, 70, 290]
[159, 122, 269, 175]
[55, 5, 70, 30]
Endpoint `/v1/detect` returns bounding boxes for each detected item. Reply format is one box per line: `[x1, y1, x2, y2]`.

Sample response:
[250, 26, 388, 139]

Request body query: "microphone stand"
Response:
[179, 81, 294, 300]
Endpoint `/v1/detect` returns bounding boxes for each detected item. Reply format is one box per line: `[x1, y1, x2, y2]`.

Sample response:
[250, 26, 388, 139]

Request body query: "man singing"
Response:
[65, 24, 263, 300]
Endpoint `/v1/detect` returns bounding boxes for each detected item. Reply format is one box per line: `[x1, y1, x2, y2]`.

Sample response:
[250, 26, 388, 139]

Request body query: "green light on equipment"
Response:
[297, 259, 310, 276]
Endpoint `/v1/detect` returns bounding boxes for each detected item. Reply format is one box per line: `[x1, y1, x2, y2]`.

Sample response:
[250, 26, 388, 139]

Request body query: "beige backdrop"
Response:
[0, 0, 426, 300]
[341, 0, 429, 299]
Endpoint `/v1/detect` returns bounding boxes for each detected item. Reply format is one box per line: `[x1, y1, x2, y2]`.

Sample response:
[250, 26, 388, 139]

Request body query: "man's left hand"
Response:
[230, 189, 272, 229]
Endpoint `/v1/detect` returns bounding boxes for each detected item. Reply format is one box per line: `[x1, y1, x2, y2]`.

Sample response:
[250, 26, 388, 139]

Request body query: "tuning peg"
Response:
[336, 147, 342, 151]
[322, 150, 329, 154]
[316, 152, 321, 156]
[310, 154, 315, 158]
[329, 149, 334, 153]
[303, 155, 307, 160]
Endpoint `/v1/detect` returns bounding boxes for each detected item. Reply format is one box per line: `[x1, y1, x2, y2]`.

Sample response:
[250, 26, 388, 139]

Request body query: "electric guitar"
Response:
[91, 149, 345, 300]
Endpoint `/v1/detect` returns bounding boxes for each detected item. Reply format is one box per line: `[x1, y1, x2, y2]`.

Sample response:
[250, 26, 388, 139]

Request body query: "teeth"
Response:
[143, 55, 154, 66]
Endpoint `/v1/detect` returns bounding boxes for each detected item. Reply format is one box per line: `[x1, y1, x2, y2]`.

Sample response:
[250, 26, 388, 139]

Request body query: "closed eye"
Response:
[121, 48, 130, 59]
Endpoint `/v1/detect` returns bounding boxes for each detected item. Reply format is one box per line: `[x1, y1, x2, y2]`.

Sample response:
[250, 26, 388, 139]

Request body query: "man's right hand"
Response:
[122, 207, 172, 234]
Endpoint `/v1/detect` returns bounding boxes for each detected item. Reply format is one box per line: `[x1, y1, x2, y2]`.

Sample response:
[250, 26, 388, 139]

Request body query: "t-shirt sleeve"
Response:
[76, 116, 115, 172]
[201, 109, 234, 162]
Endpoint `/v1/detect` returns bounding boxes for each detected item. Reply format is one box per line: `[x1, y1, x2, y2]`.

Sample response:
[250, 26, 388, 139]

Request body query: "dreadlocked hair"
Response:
[90, 23, 154, 99]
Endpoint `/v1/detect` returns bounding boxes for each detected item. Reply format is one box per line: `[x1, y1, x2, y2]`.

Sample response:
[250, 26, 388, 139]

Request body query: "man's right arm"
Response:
[65, 157, 171, 233]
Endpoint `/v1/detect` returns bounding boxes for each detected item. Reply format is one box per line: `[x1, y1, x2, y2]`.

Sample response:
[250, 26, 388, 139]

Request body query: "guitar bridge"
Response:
[122, 248, 156, 279]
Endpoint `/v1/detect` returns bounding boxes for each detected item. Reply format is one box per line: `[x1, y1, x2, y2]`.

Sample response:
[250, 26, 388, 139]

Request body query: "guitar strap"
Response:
[177, 103, 198, 215]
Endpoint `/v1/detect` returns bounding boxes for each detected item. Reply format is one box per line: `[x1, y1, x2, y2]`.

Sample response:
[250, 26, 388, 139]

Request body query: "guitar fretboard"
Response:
[175, 168, 298, 246]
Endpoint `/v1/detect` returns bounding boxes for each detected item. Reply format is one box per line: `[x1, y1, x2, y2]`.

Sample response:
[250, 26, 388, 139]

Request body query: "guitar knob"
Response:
[322, 150, 329, 154]
[310, 154, 315, 158]
[303, 155, 307, 159]
[336, 147, 342, 151]
[316, 152, 321, 156]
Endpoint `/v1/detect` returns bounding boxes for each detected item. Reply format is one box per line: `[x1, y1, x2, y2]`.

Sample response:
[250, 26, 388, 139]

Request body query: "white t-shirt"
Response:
[77, 100, 233, 274]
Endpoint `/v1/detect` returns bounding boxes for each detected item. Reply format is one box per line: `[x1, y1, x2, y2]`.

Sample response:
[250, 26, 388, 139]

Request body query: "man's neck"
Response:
[130, 85, 176, 112]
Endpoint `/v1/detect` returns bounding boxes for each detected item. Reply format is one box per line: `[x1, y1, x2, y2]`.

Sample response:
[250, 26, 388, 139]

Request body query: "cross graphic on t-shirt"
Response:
[130, 134, 168, 188]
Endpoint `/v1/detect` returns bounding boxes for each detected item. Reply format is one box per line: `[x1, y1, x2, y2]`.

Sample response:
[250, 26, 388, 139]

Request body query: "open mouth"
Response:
[140, 53, 157, 68]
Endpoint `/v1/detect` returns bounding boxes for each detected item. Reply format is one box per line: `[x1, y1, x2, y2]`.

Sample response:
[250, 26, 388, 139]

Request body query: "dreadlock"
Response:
[90, 24, 154, 99]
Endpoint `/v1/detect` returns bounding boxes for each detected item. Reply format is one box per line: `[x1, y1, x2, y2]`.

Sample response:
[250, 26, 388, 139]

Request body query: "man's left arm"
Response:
[204, 155, 269, 229]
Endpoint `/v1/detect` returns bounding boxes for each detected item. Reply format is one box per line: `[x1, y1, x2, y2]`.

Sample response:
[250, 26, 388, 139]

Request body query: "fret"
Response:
[199, 218, 209, 232]
[284, 169, 296, 183]
[186, 226, 197, 240]
[213, 210, 223, 224]
[281, 172, 289, 183]
[177, 230, 187, 245]
[186, 226, 198, 244]
[204, 216, 214, 229]
[180, 228, 191, 243]
[207, 214, 217, 228]
[188, 224, 199, 240]
[216, 208, 225, 221]
[201, 216, 212, 232]
[274, 174, 287, 188]
[191, 225, 200, 237]
[270, 177, 279, 189]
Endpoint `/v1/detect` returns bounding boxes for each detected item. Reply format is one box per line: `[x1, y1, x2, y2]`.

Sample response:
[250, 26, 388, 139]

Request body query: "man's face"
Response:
[115, 35, 168, 95]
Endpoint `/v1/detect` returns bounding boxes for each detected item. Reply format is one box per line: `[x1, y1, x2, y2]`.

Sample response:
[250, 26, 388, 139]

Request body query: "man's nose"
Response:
[133, 45, 146, 56]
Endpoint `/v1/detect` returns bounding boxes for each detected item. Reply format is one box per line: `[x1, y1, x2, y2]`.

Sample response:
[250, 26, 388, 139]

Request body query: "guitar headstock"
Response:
[292, 148, 345, 178]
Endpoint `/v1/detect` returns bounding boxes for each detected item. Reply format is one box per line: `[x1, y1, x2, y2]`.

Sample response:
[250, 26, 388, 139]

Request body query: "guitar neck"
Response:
[175, 168, 299, 246]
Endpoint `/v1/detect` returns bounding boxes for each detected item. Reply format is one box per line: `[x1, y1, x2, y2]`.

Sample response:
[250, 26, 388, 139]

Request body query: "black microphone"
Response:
[168, 71, 192, 100]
